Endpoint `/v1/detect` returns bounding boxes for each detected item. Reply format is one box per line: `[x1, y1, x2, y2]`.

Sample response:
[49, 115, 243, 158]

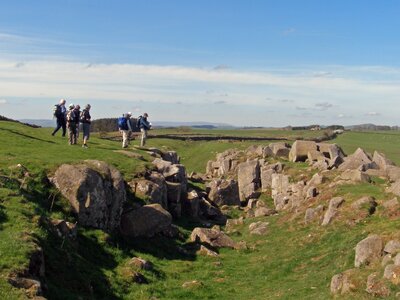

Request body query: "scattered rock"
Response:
[395, 253, 400, 266]
[120, 204, 172, 237]
[338, 148, 377, 172]
[166, 181, 182, 218]
[330, 271, 356, 295]
[190, 227, 237, 249]
[182, 280, 203, 289]
[269, 142, 291, 158]
[339, 169, 371, 183]
[304, 205, 324, 224]
[130, 178, 168, 209]
[260, 166, 275, 191]
[387, 180, 400, 197]
[384, 240, 400, 255]
[197, 245, 219, 257]
[254, 207, 276, 218]
[355, 235, 383, 268]
[249, 221, 269, 235]
[383, 264, 400, 285]
[48, 218, 77, 240]
[350, 196, 377, 215]
[366, 273, 391, 297]
[382, 254, 393, 266]
[182, 189, 200, 218]
[289, 140, 318, 162]
[373, 151, 395, 170]
[321, 197, 345, 226]
[382, 198, 400, 210]
[128, 257, 153, 271]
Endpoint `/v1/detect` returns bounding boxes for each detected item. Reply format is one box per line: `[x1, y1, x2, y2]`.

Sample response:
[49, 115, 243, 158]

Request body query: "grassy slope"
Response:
[1, 122, 400, 299]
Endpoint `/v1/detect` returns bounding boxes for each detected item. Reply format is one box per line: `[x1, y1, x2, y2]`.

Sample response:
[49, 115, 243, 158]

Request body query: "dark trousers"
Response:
[52, 117, 66, 136]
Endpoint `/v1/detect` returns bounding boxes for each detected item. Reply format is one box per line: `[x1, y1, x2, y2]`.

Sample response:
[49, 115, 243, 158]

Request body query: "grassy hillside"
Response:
[1, 121, 400, 299]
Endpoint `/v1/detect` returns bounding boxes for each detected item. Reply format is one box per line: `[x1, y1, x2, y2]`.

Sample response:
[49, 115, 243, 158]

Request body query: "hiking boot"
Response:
[82, 144, 88, 148]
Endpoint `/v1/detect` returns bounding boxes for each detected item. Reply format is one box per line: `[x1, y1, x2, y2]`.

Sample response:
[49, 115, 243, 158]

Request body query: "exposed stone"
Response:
[8, 276, 43, 298]
[260, 167, 275, 192]
[382, 254, 393, 267]
[330, 271, 356, 295]
[307, 173, 326, 186]
[182, 189, 200, 218]
[53, 160, 126, 231]
[237, 160, 261, 202]
[289, 140, 318, 162]
[318, 143, 345, 160]
[182, 280, 203, 289]
[366, 273, 390, 297]
[355, 235, 383, 268]
[262, 146, 274, 158]
[307, 150, 325, 163]
[394, 253, 400, 266]
[350, 196, 377, 215]
[197, 245, 219, 257]
[383, 264, 400, 285]
[198, 198, 227, 225]
[329, 156, 344, 169]
[306, 186, 318, 199]
[387, 180, 400, 197]
[271, 174, 290, 197]
[339, 169, 371, 183]
[225, 217, 244, 232]
[207, 179, 241, 207]
[130, 178, 168, 209]
[338, 148, 377, 171]
[190, 227, 237, 249]
[120, 204, 172, 237]
[161, 151, 180, 164]
[384, 240, 400, 255]
[321, 197, 345, 226]
[373, 151, 395, 170]
[152, 158, 187, 197]
[48, 218, 77, 240]
[269, 142, 291, 158]
[387, 166, 400, 182]
[382, 198, 400, 210]
[248, 221, 269, 235]
[166, 181, 182, 218]
[254, 207, 276, 218]
[304, 205, 324, 224]
[128, 257, 153, 271]
[246, 145, 264, 157]
[273, 194, 290, 211]
[247, 199, 259, 209]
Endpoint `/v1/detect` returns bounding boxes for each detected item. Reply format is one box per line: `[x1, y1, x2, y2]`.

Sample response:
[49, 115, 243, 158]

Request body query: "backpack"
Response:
[118, 117, 128, 130]
[53, 104, 62, 118]
[136, 116, 142, 128]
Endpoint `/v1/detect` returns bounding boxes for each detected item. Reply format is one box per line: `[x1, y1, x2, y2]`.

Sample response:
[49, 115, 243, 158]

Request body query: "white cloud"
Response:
[0, 99, 7, 104]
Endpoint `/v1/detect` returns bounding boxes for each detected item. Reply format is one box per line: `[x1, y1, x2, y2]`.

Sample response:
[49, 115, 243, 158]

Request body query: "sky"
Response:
[0, 0, 400, 126]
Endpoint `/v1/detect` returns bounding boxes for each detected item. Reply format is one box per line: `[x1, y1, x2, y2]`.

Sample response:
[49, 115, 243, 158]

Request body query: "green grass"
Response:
[2, 121, 400, 299]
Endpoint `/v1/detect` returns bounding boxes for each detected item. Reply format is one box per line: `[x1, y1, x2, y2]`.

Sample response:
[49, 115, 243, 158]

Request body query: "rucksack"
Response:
[118, 117, 128, 130]
[53, 104, 62, 118]
[136, 116, 142, 128]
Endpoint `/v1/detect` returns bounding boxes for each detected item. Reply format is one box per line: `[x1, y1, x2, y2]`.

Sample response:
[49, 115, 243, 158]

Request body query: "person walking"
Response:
[66, 104, 77, 145]
[73, 104, 81, 140]
[118, 112, 132, 148]
[139, 112, 151, 147]
[51, 99, 67, 136]
[80, 104, 91, 148]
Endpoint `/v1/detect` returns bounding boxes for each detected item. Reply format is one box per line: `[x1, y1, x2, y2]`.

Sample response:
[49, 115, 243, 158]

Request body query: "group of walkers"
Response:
[118, 112, 151, 148]
[52, 99, 92, 148]
[51, 99, 151, 149]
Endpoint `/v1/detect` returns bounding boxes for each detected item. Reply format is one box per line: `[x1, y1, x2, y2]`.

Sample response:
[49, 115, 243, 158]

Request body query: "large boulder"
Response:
[120, 204, 172, 237]
[355, 235, 383, 267]
[207, 179, 241, 207]
[304, 205, 325, 224]
[289, 140, 317, 162]
[373, 151, 394, 170]
[269, 142, 290, 158]
[53, 160, 126, 231]
[339, 169, 371, 183]
[260, 166, 275, 191]
[152, 158, 187, 197]
[166, 181, 182, 218]
[237, 160, 261, 202]
[387, 166, 400, 182]
[387, 180, 400, 196]
[366, 273, 391, 297]
[330, 271, 356, 295]
[190, 227, 237, 249]
[182, 189, 200, 218]
[129, 178, 168, 209]
[339, 148, 377, 171]
[318, 143, 345, 159]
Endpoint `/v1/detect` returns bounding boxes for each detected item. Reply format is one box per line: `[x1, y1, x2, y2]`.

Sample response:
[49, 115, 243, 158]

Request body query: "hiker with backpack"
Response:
[51, 99, 67, 137]
[80, 104, 91, 148]
[73, 104, 81, 140]
[118, 112, 133, 148]
[138, 112, 151, 147]
[66, 104, 78, 145]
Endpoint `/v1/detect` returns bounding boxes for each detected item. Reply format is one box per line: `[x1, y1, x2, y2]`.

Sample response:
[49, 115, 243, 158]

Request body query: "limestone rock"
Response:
[304, 205, 324, 224]
[387, 180, 400, 196]
[246, 145, 264, 157]
[128, 257, 153, 271]
[237, 160, 261, 202]
[350, 196, 377, 215]
[198, 198, 227, 225]
[366, 273, 390, 297]
[318, 143, 345, 160]
[248, 221, 269, 235]
[383, 264, 400, 285]
[269, 142, 291, 158]
[387, 166, 400, 182]
[394, 253, 400, 266]
[53, 160, 126, 231]
[48, 218, 77, 240]
[321, 197, 345, 226]
[254, 207, 276, 218]
[289, 140, 317, 162]
[207, 179, 241, 207]
[197, 245, 219, 257]
[382, 198, 400, 210]
[182, 189, 200, 218]
[190, 227, 237, 249]
[339, 169, 371, 183]
[130, 178, 168, 209]
[355, 235, 383, 268]
[166, 181, 182, 218]
[330, 271, 356, 295]
[182, 280, 203, 289]
[384, 240, 400, 255]
[373, 151, 394, 170]
[338, 148, 377, 171]
[260, 167, 275, 192]
[120, 204, 172, 237]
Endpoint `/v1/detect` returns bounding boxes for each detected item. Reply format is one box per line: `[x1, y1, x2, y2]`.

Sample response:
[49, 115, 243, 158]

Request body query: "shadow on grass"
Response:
[0, 128, 56, 144]
[0, 204, 8, 229]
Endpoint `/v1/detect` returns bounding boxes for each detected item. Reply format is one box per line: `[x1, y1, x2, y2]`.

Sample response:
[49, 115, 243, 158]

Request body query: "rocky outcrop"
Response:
[207, 179, 241, 207]
[339, 148, 377, 171]
[289, 140, 318, 162]
[237, 160, 261, 202]
[355, 235, 383, 268]
[153, 158, 187, 198]
[269, 142, 291, 158]
[339, 169, 371, 183]
[120, 204, 172, 237]
[366, 273, 391, 297]
[182, 189, 200, 218]
[129, 177, 168, 209]
[372, 151, 394, 171]
[53, 160, 126, 231]
[304, 205, 325, 224]
[330, 271, 356, 295]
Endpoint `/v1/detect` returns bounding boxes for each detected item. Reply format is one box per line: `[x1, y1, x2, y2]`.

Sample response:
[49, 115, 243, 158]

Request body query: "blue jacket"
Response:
[139, 117, 151, 130]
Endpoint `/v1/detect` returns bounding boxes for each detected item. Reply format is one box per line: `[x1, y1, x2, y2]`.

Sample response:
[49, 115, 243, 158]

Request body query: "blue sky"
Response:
[0, 0, 400, 126]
